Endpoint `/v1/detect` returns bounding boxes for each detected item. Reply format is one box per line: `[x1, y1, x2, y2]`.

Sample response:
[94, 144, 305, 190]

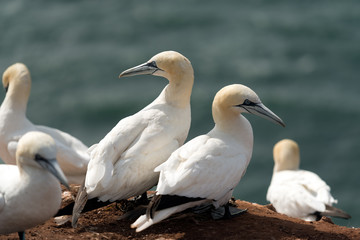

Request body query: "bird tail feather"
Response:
[132, 194, 209, 232]
[71, 180, 88, 228]
[132, 206, 181, 232]
[322, 205, 351, 219]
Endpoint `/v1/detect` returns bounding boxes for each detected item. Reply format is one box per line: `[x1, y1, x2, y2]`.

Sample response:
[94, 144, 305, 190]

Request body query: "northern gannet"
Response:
[0, 63, 89, 184]
[266, 139, 351, 221]
[0, 131, 69, 239]
[72, 51, 194, 227]
[131, 84, 285, 232]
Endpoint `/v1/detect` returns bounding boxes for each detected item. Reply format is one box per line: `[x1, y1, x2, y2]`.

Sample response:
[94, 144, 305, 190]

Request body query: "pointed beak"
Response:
[119, 62, 160, 78]
[36, 158, 70, 189]
[244, 103, 285, 127]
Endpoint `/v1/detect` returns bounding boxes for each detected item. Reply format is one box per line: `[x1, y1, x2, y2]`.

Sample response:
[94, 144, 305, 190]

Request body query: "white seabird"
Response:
[266, 139, 351, 221]
[0, 63, 89, 184]
[131, 84, 285, 232]
[0, 131, 69, 239]
[72, 51, 194, 227]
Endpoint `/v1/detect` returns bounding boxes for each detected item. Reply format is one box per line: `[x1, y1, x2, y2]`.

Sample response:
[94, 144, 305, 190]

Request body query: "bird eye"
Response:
[243, 99, 251, 105]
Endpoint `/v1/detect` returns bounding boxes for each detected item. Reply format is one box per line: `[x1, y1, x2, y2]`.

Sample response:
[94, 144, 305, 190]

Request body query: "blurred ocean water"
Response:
[0, 0, 359, 227]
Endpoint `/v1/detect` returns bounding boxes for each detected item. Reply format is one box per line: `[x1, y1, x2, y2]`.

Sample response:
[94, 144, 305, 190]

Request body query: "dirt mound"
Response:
[1, 185, 359, 240]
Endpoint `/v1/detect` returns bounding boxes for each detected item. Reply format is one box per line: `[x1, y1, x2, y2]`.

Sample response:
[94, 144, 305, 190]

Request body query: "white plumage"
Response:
[266, 139, 351, 221]
[0, 131, 69, 237]
[72, 51, 194, 226]
[132, 84, 285, 232]
[0, 63, 89, 184]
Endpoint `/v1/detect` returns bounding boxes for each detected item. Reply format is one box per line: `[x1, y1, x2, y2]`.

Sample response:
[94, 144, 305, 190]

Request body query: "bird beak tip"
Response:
[250, 103, 285, 128]
[278, 121, 286, 128]
[63, 182, 70, 190]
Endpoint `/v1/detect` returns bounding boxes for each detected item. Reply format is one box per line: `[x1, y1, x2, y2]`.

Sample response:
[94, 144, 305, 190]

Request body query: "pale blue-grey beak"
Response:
[241, 102, 285, 127]
[36, 156, 70, 189]
[119, 61, 163, 78]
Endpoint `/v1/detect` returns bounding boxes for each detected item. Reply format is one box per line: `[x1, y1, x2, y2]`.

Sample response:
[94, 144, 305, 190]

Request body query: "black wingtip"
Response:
[314, 205, 352, 220]
[71, 181, 89, 228]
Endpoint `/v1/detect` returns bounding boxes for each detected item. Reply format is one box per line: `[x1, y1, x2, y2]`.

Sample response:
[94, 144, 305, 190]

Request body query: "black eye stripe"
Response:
[240, 99, 257, 106]
[235, 99, 258, 110]
[35, 154, 46, 161]
[146, 61, 158, 68]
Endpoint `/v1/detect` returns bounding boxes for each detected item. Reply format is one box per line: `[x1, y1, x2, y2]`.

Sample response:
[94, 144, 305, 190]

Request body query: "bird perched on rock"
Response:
[131, 84, 285, 232]
[266, 139, 351, 221]
[72, 51, 194, 227]
[0, 131, 69, 240]
[0, 63, 89, 184]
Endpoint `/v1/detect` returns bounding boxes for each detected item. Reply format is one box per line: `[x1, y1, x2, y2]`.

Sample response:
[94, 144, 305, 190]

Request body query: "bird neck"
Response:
[212, 105, 243, 129]
[18, 164, 43, 183]
[18, 164, 61, 203]
[273, 165, 283, 173]
[273, 163, 299, 173]
[2, 81, 30, 114]
[213, 107, 253, 146]
[164, 72, 194, 108]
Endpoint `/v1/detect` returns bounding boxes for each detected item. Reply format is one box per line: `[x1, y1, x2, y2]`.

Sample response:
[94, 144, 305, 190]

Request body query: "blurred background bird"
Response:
[0, 63, 89, 184]
[267, 139, 351, 221]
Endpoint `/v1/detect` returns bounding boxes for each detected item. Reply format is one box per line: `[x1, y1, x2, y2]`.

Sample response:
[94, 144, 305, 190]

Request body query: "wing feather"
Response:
[36, 125, 89, 169]
[0, 165, 20, 214]
[85, 113, 147, 196]
[156, 134, 250, 203]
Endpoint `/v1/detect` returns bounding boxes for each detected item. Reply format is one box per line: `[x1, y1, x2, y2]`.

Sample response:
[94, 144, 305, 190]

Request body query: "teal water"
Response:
[1, 0, 359, 228]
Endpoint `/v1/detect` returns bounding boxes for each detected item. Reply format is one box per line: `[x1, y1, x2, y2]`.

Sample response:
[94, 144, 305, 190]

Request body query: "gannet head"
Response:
[16, 131, 69, 188]
[213, 84, 285, 127]
[2, 63, 31, 93]
[273, 139, 300, 172]
[119, 51, 193, 83]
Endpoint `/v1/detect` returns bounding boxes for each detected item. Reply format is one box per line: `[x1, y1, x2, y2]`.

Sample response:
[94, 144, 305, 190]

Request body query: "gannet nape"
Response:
[266, 139, 351, 221]
[72, 51, 194, 227]
[131, 84, 285, 232]
[0, 131, 69, 239]
[0, 63, 89, 184]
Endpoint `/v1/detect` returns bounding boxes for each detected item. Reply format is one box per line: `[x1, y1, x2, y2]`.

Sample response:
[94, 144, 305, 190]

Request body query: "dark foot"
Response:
[211, 204, 247, 220]
[18, 231, 25, 240]
[192, 203, 213, 214]
[117, 206, 147, 221]
[135, 192, 150, 205]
